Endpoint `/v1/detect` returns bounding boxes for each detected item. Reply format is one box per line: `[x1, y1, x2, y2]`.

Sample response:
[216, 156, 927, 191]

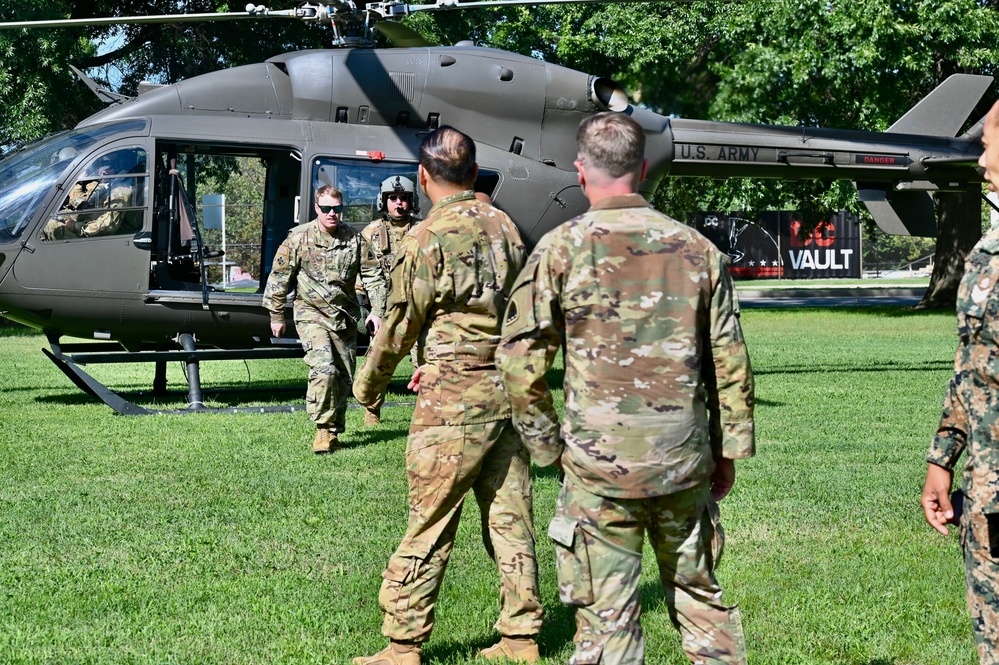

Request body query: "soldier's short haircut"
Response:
[315, 184, 343, 203]
[576, 112, 645, 178]
[419, 126, 477, 187]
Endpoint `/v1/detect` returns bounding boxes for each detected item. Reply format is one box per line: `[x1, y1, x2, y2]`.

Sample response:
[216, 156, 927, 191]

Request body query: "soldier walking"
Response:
[353, 126, 543, 665]
[498, 112, 755, 665]
[263, 185, 387, 453]
[356, 174, 419, 425]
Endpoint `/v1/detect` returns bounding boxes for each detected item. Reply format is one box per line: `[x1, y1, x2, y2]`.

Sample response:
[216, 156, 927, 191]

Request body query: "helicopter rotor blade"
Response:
[373, 21, 432, 47]
[0, 0, 713, 30]
[0, 12, 259, 31]
[0, 4, 346, 31]
[369, 0, 706, 18]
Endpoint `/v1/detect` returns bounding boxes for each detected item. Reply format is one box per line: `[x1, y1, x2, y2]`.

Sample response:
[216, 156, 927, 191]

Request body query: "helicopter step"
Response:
[43, 331, 309, 415]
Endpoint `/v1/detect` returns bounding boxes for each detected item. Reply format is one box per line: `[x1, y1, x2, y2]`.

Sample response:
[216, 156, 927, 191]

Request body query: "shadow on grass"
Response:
[344, 422, 412, 449]
[0, 324, 42, 338]
[532, 464, 564, 481]
[419, 595, 578, 663]
[754, 360, 951, 376]
[747, 306, 943, 318]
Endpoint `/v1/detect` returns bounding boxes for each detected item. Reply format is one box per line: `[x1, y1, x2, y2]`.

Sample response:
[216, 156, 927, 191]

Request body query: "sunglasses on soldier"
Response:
[318, 204, 344, 214]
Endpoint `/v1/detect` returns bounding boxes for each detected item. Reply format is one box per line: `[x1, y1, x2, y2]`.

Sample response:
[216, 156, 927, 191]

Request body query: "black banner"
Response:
[689, 211, 860, 280]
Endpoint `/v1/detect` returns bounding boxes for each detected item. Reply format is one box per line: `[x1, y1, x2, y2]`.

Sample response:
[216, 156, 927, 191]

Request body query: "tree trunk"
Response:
[917, 188, 982, 309]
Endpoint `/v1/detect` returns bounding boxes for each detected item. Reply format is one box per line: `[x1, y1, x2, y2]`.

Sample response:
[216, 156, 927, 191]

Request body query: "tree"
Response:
[705, 1, 999, 307]
[421, 1, 999, 305]
[0, 0, 329, 153]
[0, 1, 103, 150]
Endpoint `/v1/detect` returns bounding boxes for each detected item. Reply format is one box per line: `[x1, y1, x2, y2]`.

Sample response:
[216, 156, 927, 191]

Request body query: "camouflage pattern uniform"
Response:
[929, 225, 999, 665]
[263, 218, 387, 432]
[356, 215, 415, 412]
[497, 194, 755, 665]
[353, 190, 543, 645]
[41, 180, 134, 240]
[359, 215, 414, 299]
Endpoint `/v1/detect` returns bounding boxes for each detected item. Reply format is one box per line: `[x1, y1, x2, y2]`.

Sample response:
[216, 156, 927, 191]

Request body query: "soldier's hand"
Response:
[407, 367, 422, 392]
[922, 463, 955, 536]
[710, 457, 736, 501]
[270, 322, 285, 338]
[366, 313, 382, 335]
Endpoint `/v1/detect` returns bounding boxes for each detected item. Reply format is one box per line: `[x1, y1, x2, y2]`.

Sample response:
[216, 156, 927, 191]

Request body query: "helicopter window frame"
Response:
[309, 157, 502, 231]
[311, 158, 421, 232]
[38, 146, 150, 243]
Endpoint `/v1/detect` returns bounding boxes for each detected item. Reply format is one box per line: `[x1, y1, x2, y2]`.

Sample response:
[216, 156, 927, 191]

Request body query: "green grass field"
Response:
[0, 307, 977, 664]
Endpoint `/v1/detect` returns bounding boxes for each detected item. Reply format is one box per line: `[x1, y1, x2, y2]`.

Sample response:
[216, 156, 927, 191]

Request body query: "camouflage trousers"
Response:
[961, 499, 999, 664]
[377, 419, 543, 643]
[297, 321, 356, 431]
[551, 477, 746, 665]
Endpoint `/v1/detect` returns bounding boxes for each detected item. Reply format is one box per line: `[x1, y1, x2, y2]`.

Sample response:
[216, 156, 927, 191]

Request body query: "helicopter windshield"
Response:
[0, 120, 146, 240]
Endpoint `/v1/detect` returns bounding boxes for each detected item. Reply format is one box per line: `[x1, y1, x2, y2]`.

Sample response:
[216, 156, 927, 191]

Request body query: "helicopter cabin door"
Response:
[15, 144, 150, 294]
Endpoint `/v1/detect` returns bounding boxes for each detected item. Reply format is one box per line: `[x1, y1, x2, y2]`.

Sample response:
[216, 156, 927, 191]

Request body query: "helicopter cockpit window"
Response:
[311, 158, 501, 230]
[39, 148, 148, 242]
[0, 119, 146, 241]
[312, 159, 419, 231]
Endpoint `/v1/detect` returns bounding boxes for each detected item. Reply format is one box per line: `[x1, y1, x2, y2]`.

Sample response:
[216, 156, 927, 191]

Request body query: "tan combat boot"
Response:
[352, 641, 421, 665]
[364, 405, 381, 426]
[479, 637, 540, 663]
[312, 427, 341, 454]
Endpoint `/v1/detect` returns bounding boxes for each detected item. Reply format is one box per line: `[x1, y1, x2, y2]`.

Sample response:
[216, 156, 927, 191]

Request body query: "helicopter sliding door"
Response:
[14, 142, 151, 295]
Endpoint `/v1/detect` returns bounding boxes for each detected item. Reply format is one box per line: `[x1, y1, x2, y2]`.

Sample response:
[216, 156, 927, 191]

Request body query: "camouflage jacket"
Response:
[51, 180, 134, 238]
[497, 194, 756, 499]
[76, 181, 134, 237]
[356, 215, 414, 304]
[262, 219, 387, 331]
[354, 190, 526, 426]
[929, 225, 999, 509]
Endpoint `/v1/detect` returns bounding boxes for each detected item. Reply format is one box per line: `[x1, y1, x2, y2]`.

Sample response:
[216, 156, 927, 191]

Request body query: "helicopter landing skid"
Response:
[43, 333, 310, 415]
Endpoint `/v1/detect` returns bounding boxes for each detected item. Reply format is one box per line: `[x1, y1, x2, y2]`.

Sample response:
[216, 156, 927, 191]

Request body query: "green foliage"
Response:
[0, 308, 980, 663]
[196, 155, 268, 282]
[862, 221, 938, 271]
[0, 0, 330, 153]
[0, 1, 102, 150]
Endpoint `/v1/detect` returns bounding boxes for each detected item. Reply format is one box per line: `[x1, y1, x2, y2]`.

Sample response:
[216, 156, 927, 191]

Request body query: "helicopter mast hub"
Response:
[367, 1, 412, 18]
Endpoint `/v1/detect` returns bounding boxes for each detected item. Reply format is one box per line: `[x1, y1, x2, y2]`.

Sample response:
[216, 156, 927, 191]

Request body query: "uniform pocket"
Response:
[549, 515, 595, 606]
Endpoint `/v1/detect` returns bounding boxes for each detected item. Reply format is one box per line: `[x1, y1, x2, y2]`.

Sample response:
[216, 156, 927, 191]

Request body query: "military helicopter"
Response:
[0, 1, 991, 414]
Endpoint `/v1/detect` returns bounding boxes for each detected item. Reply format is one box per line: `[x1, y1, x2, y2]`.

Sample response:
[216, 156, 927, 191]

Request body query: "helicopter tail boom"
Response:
[642, 74, 992, 236]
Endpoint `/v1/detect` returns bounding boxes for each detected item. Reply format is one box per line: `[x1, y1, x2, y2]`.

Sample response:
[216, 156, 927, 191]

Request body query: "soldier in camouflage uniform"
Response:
[41, 148, 143, 241]
[356, 174, 419, 426]
[922, 99, 999, 665]
[352, 126, 543, 665]
[263, 185, 387, 454]
[497, 112, 755, 665]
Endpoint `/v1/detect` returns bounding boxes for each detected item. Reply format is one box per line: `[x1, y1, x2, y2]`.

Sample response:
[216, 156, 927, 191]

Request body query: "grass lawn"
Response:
[0, 306, 976, 664]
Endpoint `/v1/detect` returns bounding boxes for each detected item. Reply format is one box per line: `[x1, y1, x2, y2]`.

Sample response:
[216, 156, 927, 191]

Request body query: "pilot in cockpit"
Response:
[40, 148, 144, 241]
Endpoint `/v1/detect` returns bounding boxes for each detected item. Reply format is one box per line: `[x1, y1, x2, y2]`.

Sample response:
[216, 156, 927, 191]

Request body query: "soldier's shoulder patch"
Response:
[274, 244, 291, 266]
